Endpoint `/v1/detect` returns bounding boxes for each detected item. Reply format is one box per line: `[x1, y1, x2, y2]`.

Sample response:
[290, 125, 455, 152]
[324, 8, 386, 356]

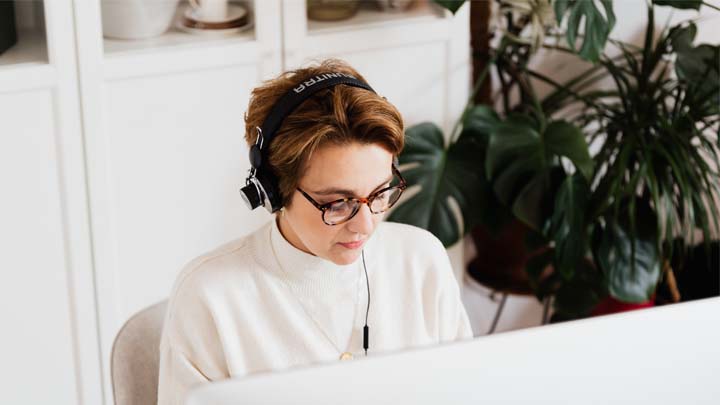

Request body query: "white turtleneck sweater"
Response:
[157, 217, 472, 405]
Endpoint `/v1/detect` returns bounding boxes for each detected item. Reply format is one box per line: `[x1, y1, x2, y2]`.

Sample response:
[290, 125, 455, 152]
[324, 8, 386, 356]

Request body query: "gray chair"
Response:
[111, 300, 168, 405]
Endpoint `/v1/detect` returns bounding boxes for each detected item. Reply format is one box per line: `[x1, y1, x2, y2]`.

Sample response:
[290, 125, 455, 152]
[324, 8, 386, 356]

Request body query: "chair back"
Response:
[111, 300, 168, 405]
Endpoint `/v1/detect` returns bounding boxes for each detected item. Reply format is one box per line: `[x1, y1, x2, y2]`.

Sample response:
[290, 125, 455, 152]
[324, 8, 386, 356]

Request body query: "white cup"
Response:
[188, 0, 228, 22]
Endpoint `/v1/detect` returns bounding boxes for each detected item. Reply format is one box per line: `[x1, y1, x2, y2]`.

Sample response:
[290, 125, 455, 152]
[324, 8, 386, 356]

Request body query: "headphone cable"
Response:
[362, 249, 370, 356]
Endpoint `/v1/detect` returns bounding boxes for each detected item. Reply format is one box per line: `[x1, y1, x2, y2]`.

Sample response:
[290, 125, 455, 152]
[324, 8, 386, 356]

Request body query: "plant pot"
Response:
[101, 0, 181, 40]
[467, 219, 550, 295]
[307, 0, 360, 22]
[590, 296, 654, 316]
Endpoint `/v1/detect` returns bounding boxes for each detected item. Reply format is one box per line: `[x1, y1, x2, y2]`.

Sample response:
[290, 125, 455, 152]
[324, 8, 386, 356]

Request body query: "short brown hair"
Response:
[243, 59, 404, 208]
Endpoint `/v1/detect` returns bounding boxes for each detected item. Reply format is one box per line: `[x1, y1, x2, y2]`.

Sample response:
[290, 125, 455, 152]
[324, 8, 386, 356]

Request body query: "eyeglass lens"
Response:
[323, 186, 403, 225]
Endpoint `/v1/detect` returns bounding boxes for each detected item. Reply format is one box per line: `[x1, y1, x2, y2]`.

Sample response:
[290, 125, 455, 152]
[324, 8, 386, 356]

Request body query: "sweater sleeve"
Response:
[438, 273, 474, 342]
[430, 237, 474, 342]
[157, 344, 210, 405]
[157, 267, 231, 405]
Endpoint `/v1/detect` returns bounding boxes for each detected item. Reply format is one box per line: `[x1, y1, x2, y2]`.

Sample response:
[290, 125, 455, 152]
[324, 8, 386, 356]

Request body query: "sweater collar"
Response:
[269, 216, 361, 282]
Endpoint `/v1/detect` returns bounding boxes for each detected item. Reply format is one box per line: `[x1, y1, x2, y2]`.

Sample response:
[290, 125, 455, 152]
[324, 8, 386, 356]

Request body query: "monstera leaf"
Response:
[550, 173, 591, 279]
[485, 116, 593, 231]
[388, 106, 499, 247]
[669, 22, 720, 113]
[554, 0, 616, 62]
[593, 199, 662, 303]
[431, 0, 466, 14]
[552, 258, 606, 321]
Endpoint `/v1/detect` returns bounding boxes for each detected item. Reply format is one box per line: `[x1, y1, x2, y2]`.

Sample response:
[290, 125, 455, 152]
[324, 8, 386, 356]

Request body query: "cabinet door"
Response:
[0, 92, 79, 405]
[96, 63, 273, 317]
[281, 0, 470, 133]
[1, 0, 102, 404]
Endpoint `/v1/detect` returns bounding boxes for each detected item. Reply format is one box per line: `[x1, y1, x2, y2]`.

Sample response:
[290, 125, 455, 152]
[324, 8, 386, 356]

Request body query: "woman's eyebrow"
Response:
[312, 174, 394, 196]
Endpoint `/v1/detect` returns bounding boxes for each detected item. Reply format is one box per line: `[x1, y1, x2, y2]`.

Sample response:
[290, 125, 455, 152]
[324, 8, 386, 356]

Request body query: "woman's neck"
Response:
[276, 212, 314, 256]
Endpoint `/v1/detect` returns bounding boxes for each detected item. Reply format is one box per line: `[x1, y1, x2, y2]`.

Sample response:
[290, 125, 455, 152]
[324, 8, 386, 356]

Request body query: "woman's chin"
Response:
[328, 249, 361, 266]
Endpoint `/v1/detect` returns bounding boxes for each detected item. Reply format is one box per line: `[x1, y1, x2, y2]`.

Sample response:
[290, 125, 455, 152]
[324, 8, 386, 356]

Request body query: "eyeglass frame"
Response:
[296, 164, 407, 226]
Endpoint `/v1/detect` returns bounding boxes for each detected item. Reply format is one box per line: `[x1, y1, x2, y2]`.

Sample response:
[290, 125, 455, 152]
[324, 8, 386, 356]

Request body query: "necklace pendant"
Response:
[339, 352, 354, 361]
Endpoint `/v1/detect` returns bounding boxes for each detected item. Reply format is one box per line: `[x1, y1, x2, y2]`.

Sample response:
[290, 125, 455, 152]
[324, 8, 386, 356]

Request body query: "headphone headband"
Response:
[258, 72, 375, 156]
[240, 72, 377, 213]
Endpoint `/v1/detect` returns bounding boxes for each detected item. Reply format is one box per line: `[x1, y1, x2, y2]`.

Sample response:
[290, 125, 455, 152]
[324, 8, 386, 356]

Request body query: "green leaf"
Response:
[669, 23, 720, 110]
[550, 173, 590, 279]
[485, 118, 541, 184]
[594, 200, 662, 303]
[653, 0, 702, 10]
[552, 258, 606, 321]
[485, 116, 593, 231]
[432, 0, 466, 14]
[389, 108, 499, 246]
[463, 105, 501, 137]
[544, 121, 595, 180]
[526, 248, 555, 301]
[668, 22, 697, 54]
[556, 0, 616, 62]
[670, 24, 718, 83]
[554, 0, 571, 25]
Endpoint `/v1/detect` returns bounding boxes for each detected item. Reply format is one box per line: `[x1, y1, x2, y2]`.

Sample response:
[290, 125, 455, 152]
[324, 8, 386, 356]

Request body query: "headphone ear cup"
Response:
[255, 169, 283, 213]
[239, 176, 264, 209]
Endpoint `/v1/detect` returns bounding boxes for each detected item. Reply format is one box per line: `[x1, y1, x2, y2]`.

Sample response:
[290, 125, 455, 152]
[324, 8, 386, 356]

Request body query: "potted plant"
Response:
[389, 0, 720, 321]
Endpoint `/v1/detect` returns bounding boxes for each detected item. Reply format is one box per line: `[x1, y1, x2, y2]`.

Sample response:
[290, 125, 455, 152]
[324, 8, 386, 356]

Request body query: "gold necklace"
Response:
[269, 240, 362, 361]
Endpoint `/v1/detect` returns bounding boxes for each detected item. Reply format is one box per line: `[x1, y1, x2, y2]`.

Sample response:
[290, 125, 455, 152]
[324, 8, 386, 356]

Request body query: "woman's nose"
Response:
[347, 203, 374, 235]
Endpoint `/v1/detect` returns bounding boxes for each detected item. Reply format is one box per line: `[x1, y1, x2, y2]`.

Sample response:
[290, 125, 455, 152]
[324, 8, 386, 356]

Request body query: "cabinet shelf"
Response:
[0, 30, 53, 92]
[306, 0, 444, 36]
[101, 4, 257, 80]
[0, 30, 48, 69]
[103, 22, 255, 57]
[103, 34, 259, 80]
[102, 2, 256, 57]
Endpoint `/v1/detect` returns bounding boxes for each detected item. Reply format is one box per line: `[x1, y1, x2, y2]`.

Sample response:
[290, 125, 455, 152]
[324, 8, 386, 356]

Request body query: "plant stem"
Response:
[639, 1, 655, 94]
[449, 52, 499, 144]
[527, 70, 608, 112]
[702, 1, 720, 12]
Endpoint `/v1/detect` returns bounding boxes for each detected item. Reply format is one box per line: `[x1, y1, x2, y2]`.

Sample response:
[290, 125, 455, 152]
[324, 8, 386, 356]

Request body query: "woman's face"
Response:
[278, 142, 394, 265]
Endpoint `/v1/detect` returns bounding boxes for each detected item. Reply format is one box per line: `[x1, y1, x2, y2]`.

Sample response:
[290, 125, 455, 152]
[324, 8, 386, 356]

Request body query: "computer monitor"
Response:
[186, 297, 720, 405]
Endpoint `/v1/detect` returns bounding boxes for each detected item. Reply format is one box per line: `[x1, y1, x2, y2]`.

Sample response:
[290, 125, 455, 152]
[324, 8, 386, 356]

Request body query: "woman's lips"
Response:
[338, 240, 365, 249]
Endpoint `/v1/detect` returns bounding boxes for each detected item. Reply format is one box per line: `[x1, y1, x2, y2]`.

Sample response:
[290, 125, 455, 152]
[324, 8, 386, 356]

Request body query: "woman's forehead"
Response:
[300, 143, 394, 191]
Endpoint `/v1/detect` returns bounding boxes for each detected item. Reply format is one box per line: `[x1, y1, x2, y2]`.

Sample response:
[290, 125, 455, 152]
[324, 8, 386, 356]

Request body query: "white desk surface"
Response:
[187, 297, 720, 405]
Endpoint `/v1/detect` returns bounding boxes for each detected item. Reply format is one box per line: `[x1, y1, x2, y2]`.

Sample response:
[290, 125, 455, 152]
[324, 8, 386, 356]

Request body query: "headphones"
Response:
[240, 71, 378, 356]
[239, 72, 376, 213]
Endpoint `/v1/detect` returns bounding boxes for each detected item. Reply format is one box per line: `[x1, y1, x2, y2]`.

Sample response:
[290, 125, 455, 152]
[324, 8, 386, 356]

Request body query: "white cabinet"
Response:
[0, 89, 80, 405]
[72, 0, 284, 400]
[0, 1, 102, 404]
[1, 1, 469, 403]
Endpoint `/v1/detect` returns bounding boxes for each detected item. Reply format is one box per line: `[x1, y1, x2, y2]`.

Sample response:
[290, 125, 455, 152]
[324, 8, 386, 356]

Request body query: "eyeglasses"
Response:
[297, 164, 407, 226]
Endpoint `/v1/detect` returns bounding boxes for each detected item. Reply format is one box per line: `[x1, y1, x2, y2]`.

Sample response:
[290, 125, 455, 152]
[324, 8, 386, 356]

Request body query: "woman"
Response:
[157, 59, 472, 404]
